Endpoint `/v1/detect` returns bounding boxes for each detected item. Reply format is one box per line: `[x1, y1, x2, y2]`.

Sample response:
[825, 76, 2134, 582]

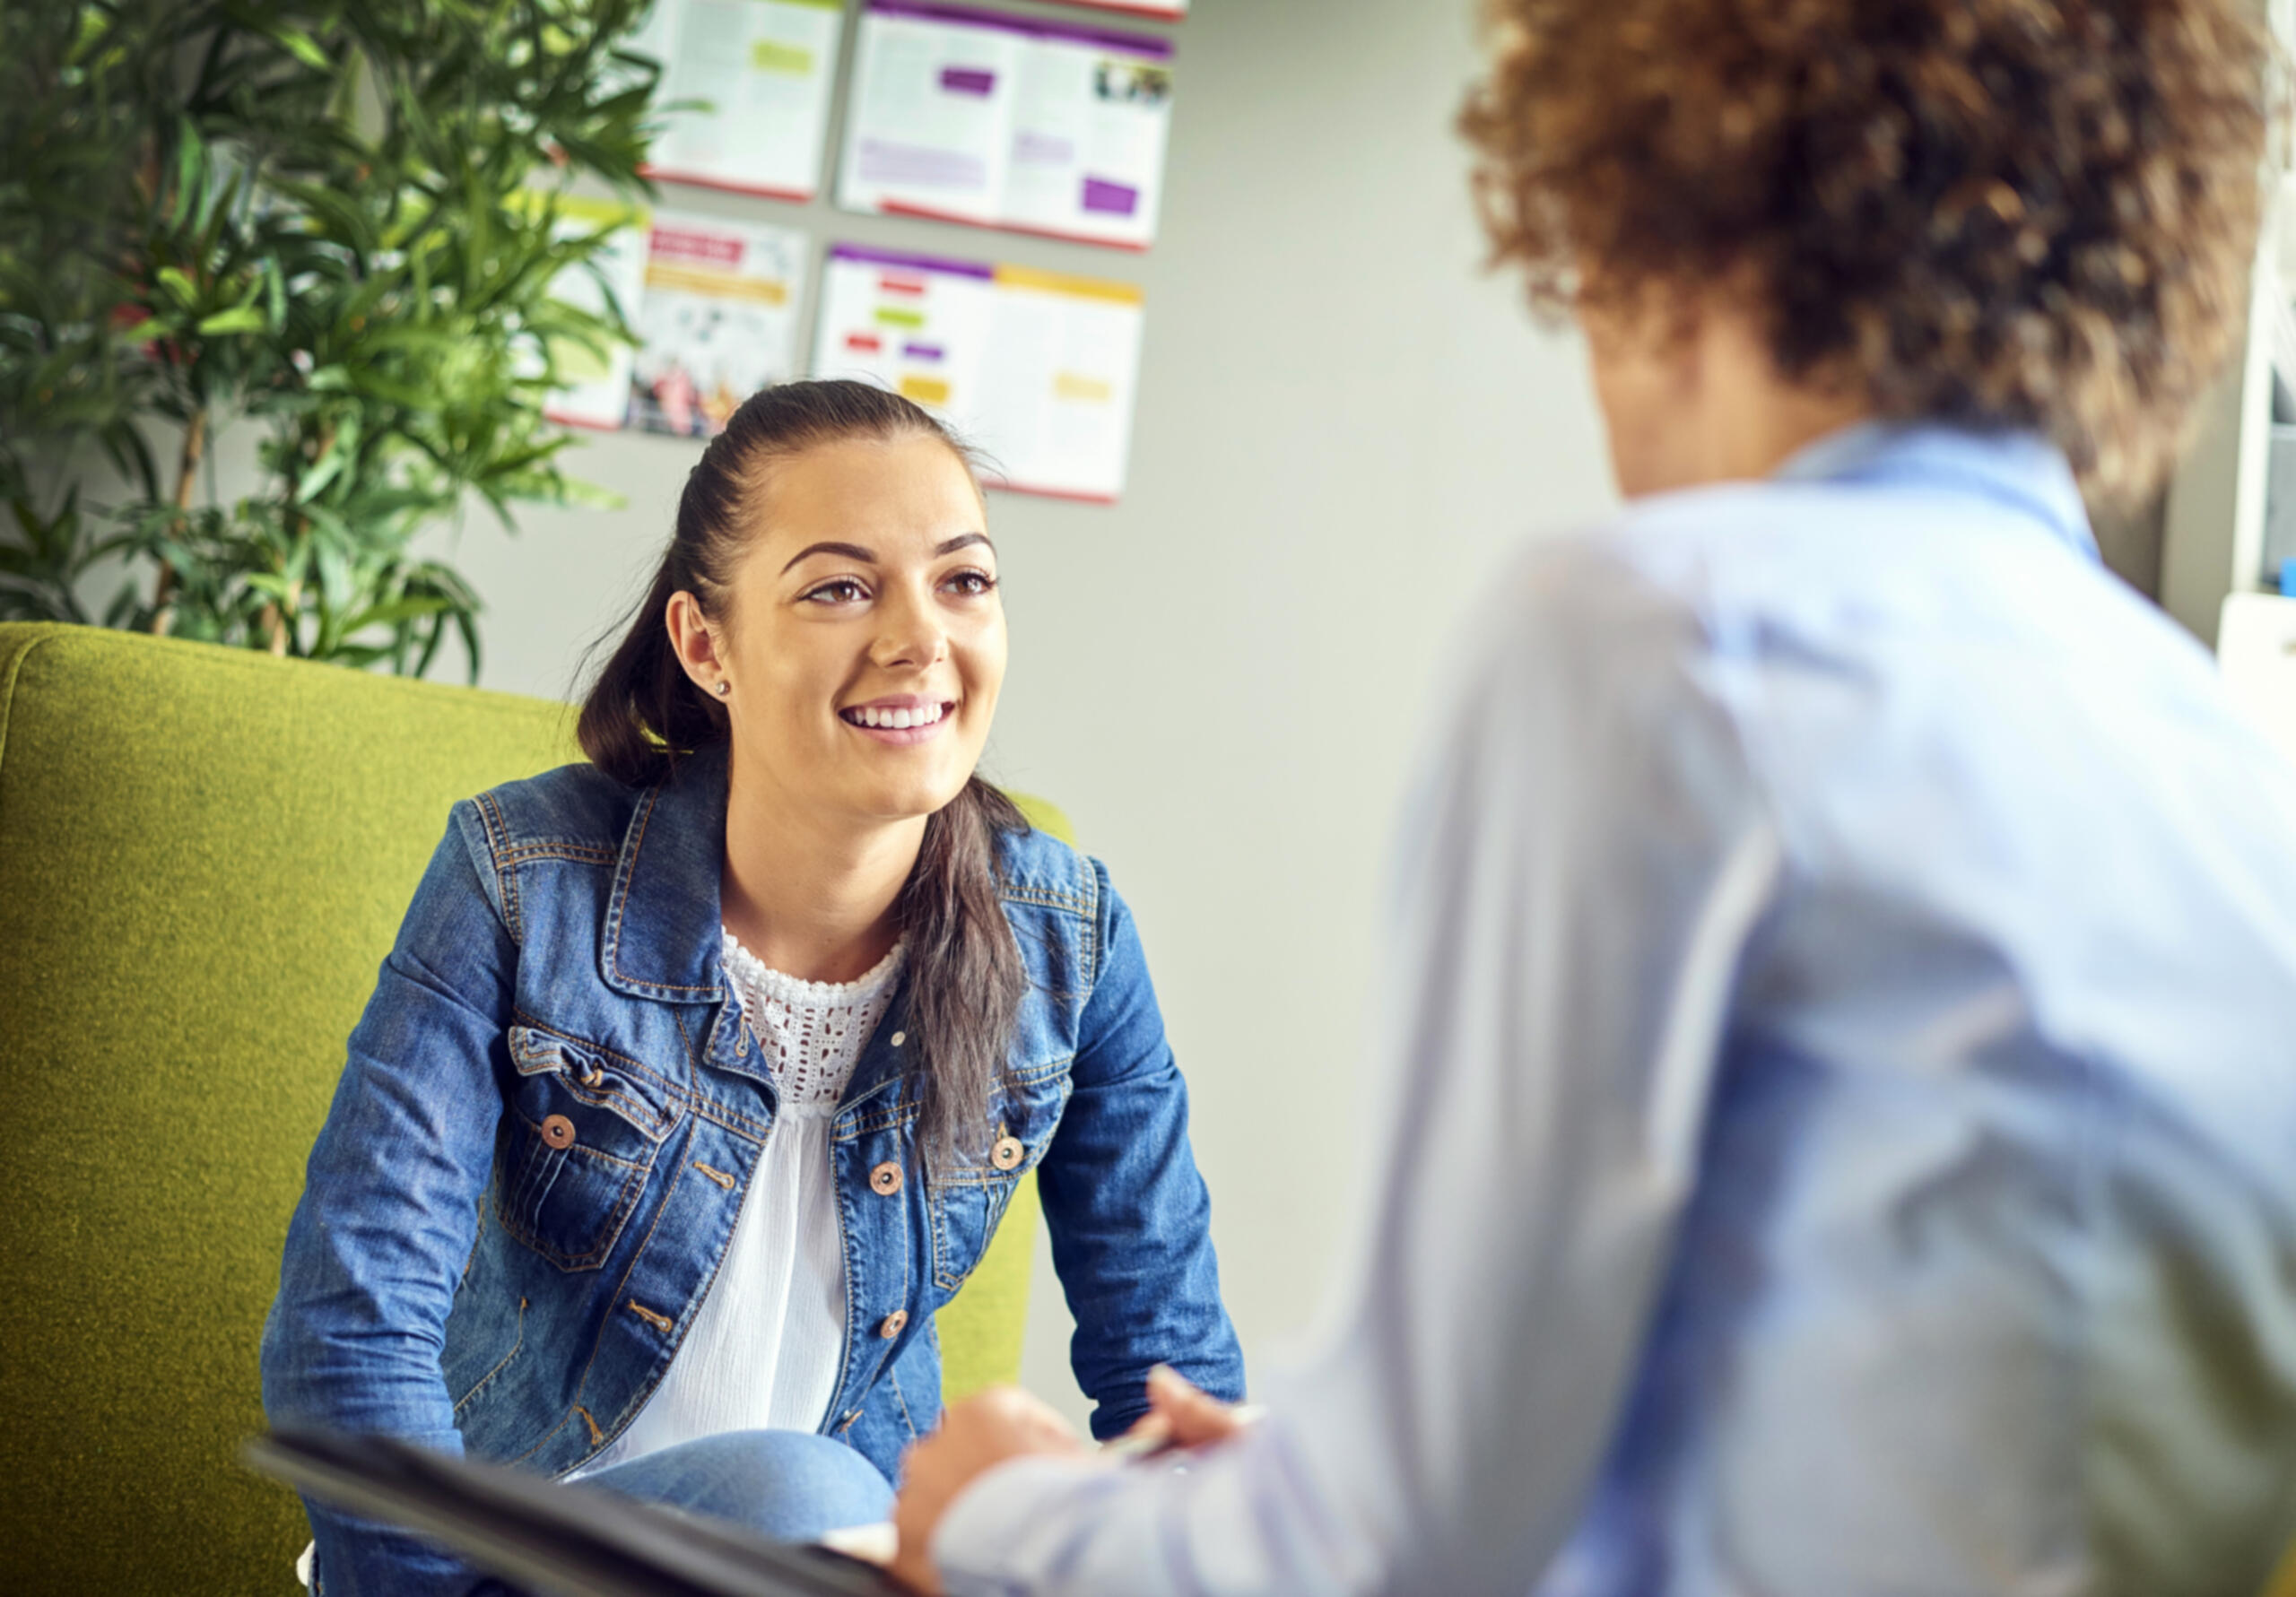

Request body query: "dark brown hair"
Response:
[578, 379, 1028, 1160]
[1459, 0, 2280, 504]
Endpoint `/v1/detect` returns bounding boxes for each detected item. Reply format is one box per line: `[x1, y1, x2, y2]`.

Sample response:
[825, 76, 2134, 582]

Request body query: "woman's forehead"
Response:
[746, 436, 987, 564]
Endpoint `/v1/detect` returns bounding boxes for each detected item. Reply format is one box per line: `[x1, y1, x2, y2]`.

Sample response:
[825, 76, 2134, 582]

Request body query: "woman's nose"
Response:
[870, 588, 946, 669]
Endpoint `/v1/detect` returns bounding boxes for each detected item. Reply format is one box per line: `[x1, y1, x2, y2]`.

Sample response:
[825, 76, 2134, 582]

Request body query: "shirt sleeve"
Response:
[934, 544, 1782, 1596]
[259, 802, 520, 1597]
[1037, 865, 1247, 1439]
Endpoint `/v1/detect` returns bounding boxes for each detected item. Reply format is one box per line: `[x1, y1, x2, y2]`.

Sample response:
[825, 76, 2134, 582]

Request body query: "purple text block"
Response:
[1080, 177, 1140, 217]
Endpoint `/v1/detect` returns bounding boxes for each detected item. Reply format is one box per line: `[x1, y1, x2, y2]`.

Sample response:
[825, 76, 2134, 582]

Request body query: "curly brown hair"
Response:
[1460, 0, 2281, 502]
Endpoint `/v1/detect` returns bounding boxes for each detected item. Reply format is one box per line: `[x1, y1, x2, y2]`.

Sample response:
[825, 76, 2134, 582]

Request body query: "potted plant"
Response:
[0, 0, 660, 677]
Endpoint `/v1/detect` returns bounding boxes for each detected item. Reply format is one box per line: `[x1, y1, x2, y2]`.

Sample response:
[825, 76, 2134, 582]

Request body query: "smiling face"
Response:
[666, 432, 1005, 829]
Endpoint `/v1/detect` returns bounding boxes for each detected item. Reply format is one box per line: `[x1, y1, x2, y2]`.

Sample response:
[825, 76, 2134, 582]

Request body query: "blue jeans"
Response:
[578, 1428, 895, 1542]
[310, 1431, 893, 1595]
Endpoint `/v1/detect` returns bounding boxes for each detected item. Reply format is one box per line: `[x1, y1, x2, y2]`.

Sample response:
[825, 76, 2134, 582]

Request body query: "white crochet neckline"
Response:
[719, 931, 905, 1111]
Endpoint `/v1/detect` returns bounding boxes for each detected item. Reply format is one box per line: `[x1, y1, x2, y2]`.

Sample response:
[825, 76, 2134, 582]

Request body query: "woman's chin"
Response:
[833, 769, 977, 827]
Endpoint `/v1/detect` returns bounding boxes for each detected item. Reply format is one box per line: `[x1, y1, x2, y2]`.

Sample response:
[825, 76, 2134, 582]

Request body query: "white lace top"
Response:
[577, 931, 907, 1471]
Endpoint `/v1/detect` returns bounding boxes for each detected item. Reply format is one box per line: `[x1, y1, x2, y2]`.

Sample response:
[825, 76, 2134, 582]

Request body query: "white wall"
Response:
[422, 0, 1618, 1424]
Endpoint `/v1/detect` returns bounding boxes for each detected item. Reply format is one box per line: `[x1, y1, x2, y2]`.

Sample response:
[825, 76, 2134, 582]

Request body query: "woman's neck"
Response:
[718, 759, 926, 985]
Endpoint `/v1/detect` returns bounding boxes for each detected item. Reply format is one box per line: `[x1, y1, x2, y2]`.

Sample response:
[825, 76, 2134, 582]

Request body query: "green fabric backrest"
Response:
[0, 621, 1052, 1593]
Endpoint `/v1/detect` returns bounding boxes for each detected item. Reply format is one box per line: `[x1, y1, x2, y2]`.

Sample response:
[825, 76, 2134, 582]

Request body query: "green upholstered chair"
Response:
[0, 621, 1050, 1593]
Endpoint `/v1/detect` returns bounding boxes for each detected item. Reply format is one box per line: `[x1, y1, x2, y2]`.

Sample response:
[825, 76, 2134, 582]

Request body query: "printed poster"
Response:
[631, 0, 846, 201]
[630, 214, 810, 438]
[531, 194, 651, 431]
[811, 243, 1145, 502]
[1054, 1, 1186, 15]
[837, 2, 1174, 250]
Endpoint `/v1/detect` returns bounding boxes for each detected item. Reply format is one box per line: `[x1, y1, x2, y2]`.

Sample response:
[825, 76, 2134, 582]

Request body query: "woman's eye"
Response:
[942, 569, 997, 596]
[804, 578, 868, 605]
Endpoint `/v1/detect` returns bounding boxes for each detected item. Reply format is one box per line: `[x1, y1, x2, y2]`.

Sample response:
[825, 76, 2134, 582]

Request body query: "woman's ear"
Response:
[664, 590, 726, 692]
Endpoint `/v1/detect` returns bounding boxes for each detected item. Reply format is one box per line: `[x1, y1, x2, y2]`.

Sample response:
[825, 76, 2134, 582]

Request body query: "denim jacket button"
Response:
[540, 1115, 577, 1150]
[878, 1310, 909, 1340]
[870, 1161, 903, 1196]
[990, 1136, 1025, 1172]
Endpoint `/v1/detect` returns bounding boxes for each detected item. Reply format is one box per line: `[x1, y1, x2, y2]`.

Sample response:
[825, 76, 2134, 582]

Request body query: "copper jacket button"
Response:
[540, 1115, 576, 1150]
[990, 1136, 1025, 1172]
[870, 1161, 903, 1196]
[878, 1309, 909, 1340]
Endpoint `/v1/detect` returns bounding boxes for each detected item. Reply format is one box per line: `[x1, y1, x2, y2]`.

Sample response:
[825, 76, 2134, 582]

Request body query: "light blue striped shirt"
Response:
[937, 425, 2296, 1596]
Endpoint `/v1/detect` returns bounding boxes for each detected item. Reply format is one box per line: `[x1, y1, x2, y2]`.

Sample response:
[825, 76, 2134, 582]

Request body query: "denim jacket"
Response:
[260, 750, 1243, 1596]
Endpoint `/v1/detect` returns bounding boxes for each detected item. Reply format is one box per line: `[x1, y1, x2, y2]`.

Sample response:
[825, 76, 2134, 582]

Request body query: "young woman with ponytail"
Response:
[261, 379, 1244, 1596]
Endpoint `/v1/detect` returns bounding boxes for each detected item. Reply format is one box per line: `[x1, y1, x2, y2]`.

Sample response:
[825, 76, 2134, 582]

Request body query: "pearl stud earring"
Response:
[714, 681, 731, 697]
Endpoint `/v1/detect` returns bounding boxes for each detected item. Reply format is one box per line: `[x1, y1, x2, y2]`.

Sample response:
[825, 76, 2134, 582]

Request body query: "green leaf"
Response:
[170, 118, 209, 230]
[266, 25, 331, 71]
[297, 439, 350, 502]
[344, 595, 452, 632]
[196, 306, 265, 336]
[313, 536, 353, 611]
[454, 605, 483, 685]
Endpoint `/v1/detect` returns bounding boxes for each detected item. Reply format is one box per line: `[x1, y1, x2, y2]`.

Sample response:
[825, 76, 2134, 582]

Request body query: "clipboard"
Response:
[242, 1427, 904, 1597]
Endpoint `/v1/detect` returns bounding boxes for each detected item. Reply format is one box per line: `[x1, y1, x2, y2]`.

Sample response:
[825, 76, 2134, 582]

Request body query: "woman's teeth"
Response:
[847, 703, 946, 730]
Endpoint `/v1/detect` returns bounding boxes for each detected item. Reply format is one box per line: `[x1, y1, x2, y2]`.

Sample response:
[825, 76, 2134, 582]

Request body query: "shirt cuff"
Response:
[932, 1453, 1125, 1595]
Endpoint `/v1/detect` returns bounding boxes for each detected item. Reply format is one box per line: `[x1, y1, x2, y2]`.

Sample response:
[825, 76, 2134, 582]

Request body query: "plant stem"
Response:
[150, 407, 207, 634]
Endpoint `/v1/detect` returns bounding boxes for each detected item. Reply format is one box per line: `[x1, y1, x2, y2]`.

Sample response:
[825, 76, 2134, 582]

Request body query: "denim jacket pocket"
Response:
[929, 1070, 1070, 1292]
[496, 1024, 683, 1272]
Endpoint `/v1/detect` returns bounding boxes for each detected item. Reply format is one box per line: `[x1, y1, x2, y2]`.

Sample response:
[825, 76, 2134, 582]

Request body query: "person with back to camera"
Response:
[886, 2, 2296, 1593]
[258, 379, 1245, 1595]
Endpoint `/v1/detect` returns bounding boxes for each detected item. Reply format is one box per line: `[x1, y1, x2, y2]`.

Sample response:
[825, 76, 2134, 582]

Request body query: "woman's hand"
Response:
[890, 1386, 1087, 1594]
[1127, 1363, 1248, 1451]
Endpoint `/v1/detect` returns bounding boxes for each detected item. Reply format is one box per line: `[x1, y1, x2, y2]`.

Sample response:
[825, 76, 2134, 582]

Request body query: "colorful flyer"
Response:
[630, 214, 811, 438]
[631, 0, 846, 202]
[836, 2, 1174, 251]
[811, 243, 1145, 502]
[531, 195, 651, 432]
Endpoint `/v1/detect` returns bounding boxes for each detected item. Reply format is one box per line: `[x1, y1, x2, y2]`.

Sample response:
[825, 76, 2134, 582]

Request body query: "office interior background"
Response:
[27, 0, 2275, 1433]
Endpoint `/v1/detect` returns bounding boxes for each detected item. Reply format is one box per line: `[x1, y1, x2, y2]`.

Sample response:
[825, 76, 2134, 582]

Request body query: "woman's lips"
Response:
[839, 699, 957, 746]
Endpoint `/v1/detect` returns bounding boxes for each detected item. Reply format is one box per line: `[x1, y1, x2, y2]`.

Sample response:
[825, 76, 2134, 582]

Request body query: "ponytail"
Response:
[900, 777, 1029, 1159]
[576, 560, 724, 788]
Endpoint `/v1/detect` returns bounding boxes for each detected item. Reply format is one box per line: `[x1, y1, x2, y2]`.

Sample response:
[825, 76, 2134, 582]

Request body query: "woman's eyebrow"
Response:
[780, 540, 876, 573]
[780, 533, 993, 574]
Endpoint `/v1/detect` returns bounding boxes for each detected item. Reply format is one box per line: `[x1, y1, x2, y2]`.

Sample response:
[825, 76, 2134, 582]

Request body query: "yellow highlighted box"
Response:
[1052, 372, 1114, 403]
[899, 374, 952, 406]
[993, 264, 1144, 306]
[751, 41, 814, 75]
[642, 265, 789, 305]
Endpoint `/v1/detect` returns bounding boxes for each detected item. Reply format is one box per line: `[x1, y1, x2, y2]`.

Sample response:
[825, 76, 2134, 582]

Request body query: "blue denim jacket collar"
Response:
[600, 743, 914, 1111]
[601, 746, 733, 1007]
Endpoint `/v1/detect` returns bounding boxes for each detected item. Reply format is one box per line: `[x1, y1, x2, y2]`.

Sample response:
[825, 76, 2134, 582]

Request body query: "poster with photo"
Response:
[630, 215, 810, 438]
[631, 0, 846, 201]
[837, 2, 1173, 250]
[811, 242, 1145, 502]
